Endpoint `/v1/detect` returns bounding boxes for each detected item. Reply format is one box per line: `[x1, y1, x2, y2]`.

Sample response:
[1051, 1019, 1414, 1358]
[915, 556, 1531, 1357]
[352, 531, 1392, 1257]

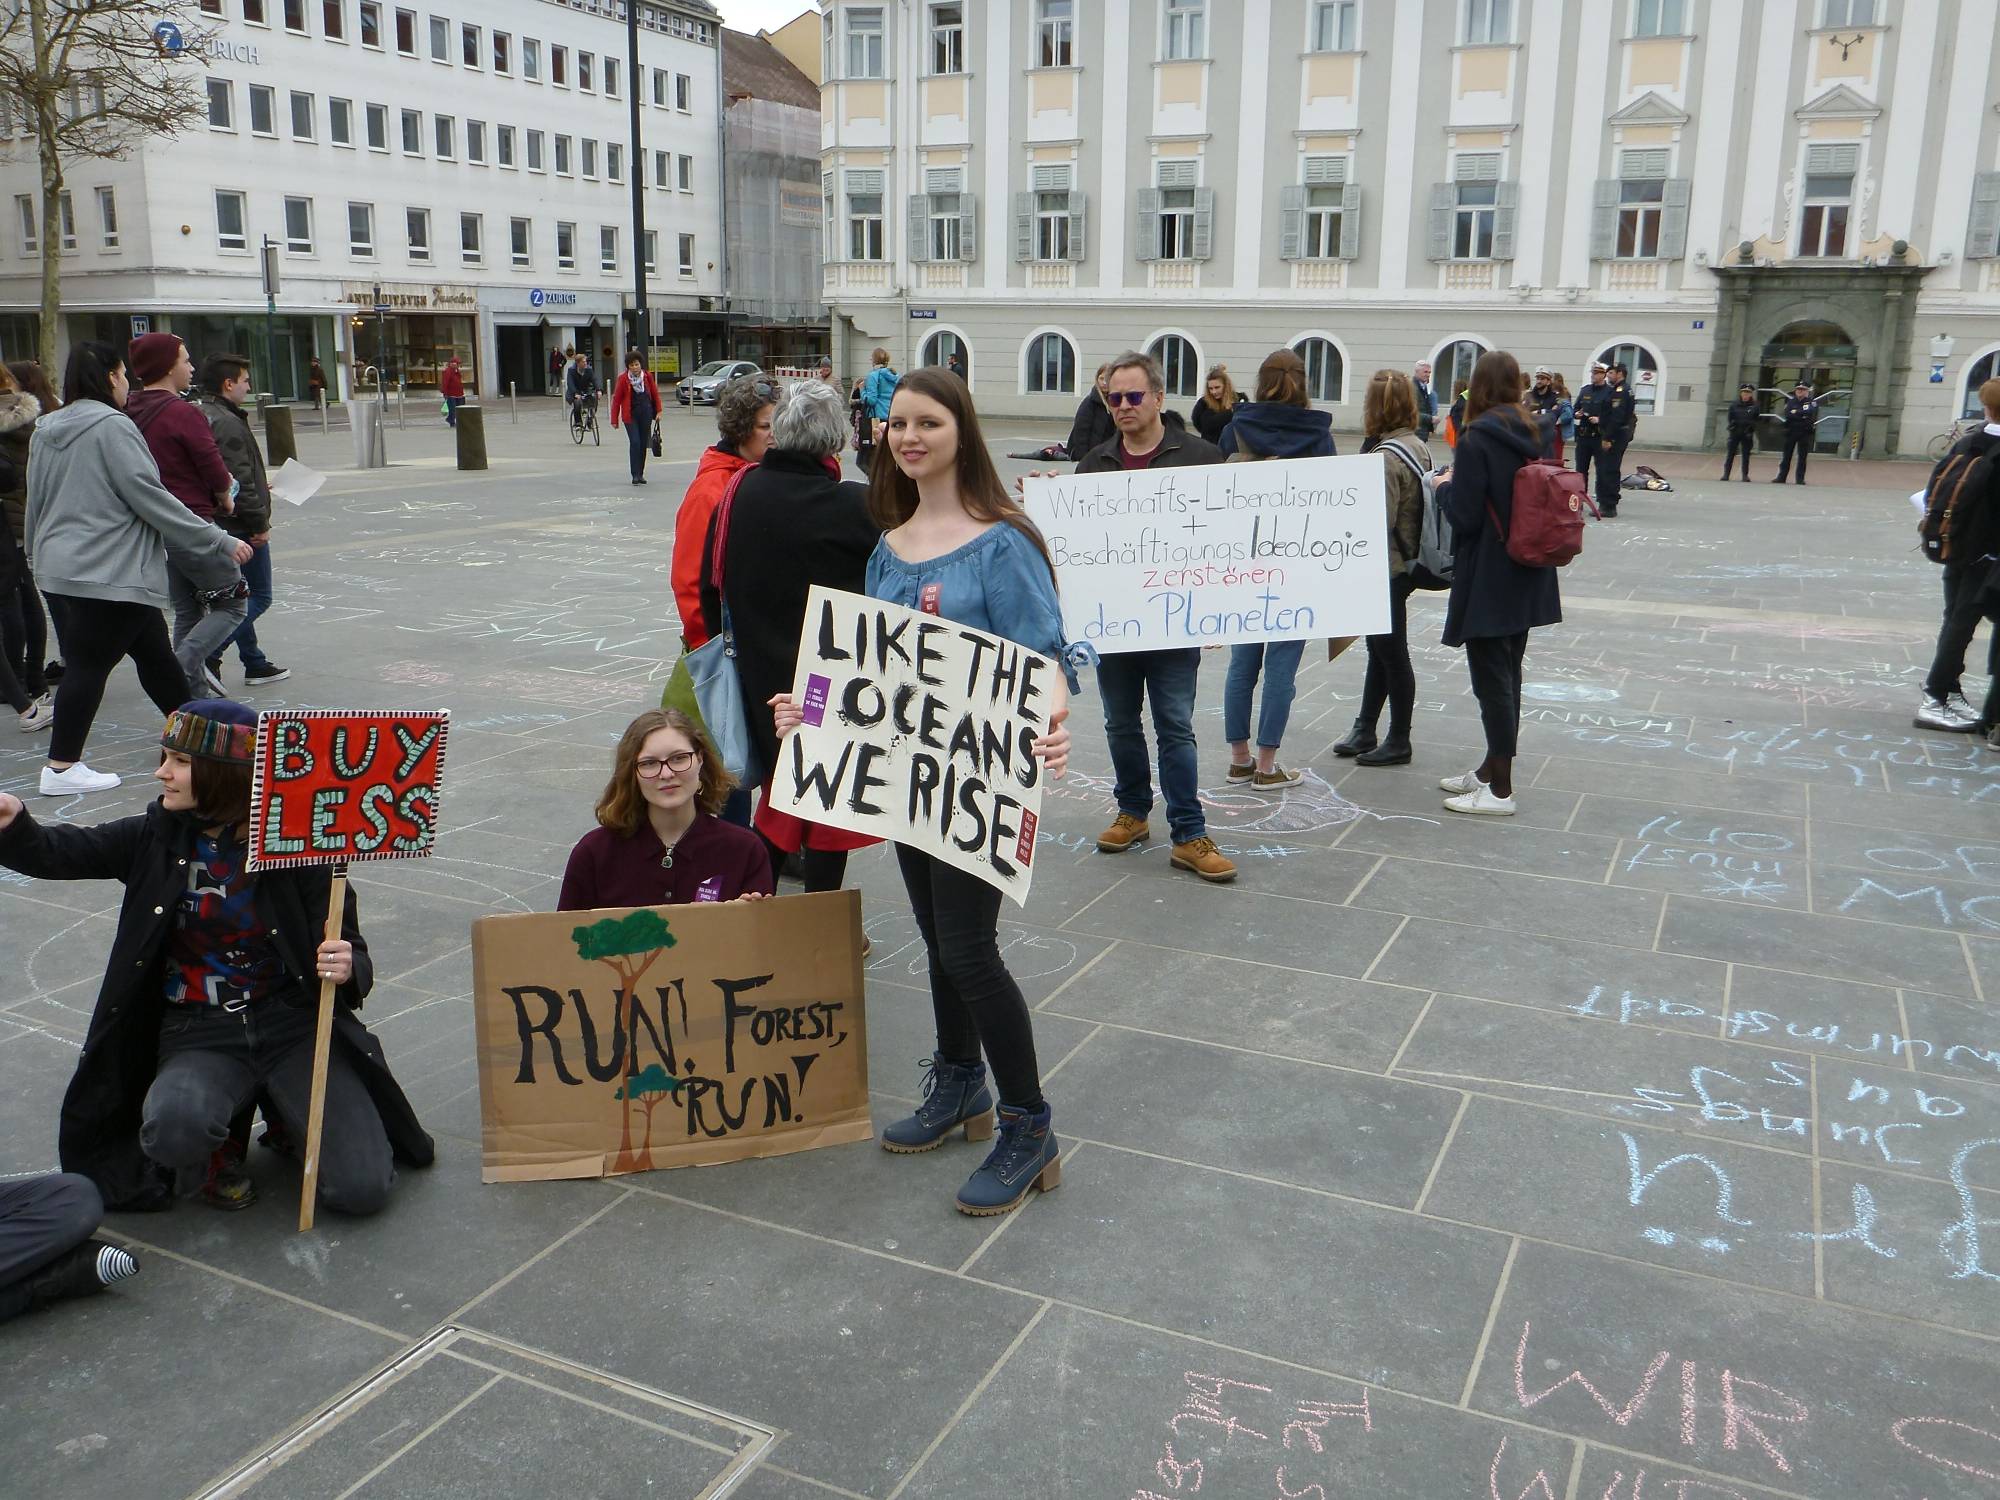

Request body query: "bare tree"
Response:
[0, 1, 210, 369]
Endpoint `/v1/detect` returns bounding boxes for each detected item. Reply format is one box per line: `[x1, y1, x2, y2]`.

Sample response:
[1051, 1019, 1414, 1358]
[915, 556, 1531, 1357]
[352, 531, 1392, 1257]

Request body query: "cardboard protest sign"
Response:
[247, 710, 450, 872]
[769, 585, 1053, 904]
[471, 891, 871, 1182]
[1020, 454, 1391, 652]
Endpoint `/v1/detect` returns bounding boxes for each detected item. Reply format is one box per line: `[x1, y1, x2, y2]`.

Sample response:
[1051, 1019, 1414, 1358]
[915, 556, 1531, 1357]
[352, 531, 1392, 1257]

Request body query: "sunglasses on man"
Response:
[1106, 390, 1151, 407]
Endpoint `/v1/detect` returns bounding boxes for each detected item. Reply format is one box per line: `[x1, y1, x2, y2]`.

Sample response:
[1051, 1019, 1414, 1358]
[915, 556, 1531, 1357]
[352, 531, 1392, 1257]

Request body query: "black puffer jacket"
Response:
[1439, 407, 1563, 647]
[0, 389, 40, 547]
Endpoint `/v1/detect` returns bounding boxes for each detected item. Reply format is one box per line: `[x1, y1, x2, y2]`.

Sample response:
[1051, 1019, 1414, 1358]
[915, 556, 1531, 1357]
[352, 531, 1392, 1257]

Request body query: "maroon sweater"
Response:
[557, 813, 774, 912]
[126, 388, 234, 520]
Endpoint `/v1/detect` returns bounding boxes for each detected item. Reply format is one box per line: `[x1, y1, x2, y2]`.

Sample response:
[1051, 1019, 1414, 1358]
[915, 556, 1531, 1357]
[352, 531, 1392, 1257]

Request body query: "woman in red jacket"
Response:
[439, 357, 465, 428]
[669, 374, 777, 647]
[609, 351, 662, 486]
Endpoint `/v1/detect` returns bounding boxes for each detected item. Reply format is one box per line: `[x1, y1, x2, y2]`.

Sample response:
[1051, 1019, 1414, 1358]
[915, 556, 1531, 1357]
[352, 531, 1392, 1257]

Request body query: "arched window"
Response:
[1960, 348, 2000, 420]
[921, 329, 970, 380]
[1024, 330, 1076, 394]
[1292, 336, 1345, 403]
[1593, 340, 1663, 416]
[1433, 337, 1489, 405]
[1147, 333, 1200, 398]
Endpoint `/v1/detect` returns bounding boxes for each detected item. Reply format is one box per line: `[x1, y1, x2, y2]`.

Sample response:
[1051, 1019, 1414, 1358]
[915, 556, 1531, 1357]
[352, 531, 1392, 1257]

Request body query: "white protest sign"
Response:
[770, 586, 1054, 904]
[1020, 454, 1391, 653]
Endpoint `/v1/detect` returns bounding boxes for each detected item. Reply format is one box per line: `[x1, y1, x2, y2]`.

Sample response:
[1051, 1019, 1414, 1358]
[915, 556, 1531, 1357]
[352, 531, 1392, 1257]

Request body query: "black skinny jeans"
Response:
[1465, 632, 1529, 760]
[1722, 434, 1754, 478]
[895, 843, 1043, 1111]
[47, 595, 187, 763]
[756, 833, 847, 893]
[1924, 562, 1997, 703]
[1358, 573, 1417, 737]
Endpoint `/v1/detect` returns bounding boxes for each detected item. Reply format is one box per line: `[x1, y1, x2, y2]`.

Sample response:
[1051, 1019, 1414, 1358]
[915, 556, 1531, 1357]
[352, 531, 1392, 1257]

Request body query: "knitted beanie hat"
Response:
[161, 699, 257, 764]
[128, 333, 185, 386]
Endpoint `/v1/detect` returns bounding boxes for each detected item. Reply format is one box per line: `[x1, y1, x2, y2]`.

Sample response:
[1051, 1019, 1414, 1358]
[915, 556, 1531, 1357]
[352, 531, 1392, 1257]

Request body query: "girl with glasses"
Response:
[558, 708, 774, 911]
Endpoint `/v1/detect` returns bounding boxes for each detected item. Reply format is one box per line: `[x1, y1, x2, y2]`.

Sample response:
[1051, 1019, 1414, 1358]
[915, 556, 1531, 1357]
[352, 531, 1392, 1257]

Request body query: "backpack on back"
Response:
[1919, 445, 1997, 565]
[1490, 459, 1598, 569]
[1380, 437, 1453, 590]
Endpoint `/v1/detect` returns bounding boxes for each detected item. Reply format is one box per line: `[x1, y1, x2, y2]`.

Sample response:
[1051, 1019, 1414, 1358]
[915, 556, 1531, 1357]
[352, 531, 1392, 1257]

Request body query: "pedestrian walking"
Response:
[1066, 363, 1117, 464]
[609, 351, 662, 485]
[1413, 360, 1439, 441]
[1914, 376, 2000, 734]
[773, 366, 1073, 1215]
[1773, 383, 1822, 485]
[123, 333, 248, 697]
[1075, 350, 1236, 882]
[1435, 351, 1562, 817]
[7, 359, 61, 688]
[1192, 363, 1244, 446]
[438, 356, 465, 427]
[0, 365, 49, 731]
[1218, 349, 1332, 788]
[28, 342, 249, 796]
[850, 375, 876, 475]
[306, 358, 327, 406]
[0, 1172, 137, 1323]
[1722, 383, 1759, 481]
[197, 355, 288, 687]
[1334, 370, 1431, 768]
[547, 345, 566, 397]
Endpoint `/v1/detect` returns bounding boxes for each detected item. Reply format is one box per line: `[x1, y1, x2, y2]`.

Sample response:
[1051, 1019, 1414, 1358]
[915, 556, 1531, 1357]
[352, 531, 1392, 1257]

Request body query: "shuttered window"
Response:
[1016, 164, 1086, 262]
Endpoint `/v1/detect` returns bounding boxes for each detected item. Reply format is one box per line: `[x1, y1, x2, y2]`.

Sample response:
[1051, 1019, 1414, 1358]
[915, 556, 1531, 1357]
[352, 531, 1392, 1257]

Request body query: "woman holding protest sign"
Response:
[773, 367, 1073, 1217]
[560, 709, 773, 911]
[0, 699, 434, 1215]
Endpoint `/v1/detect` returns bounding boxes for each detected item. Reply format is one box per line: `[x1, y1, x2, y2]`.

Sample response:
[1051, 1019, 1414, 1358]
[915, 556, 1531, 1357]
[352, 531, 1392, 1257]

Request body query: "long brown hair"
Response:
[1465, 350, 1530, 426]
[1200, 364, 1237, 412]
[8, 361, 56, 412]
[595, 709, 736, 834]
[1254, 349, 1310, 407]
[1363, 369, 1419, 440]
[865, 366, 1056, 573]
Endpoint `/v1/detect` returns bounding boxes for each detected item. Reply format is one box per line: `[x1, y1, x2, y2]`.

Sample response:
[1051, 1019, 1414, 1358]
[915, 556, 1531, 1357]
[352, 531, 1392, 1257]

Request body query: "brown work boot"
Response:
[1095, 813, 1151, 852]
[1171, 836, 1237, 883]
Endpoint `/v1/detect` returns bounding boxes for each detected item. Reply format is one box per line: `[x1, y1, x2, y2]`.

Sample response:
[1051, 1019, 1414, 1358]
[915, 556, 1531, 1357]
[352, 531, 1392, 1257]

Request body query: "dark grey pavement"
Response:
[3, 403, 1998, 1499]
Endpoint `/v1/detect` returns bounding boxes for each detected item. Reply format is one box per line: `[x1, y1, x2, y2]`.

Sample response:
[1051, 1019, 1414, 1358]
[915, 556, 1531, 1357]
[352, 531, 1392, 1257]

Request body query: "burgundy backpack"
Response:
[1488, 459, 1599, 568]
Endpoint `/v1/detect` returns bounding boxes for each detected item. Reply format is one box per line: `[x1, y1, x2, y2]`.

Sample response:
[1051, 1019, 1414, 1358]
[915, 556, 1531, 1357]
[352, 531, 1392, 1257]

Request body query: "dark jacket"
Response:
[0, 389, 38, 546]
[1572, 382, 1612, 443]
[1782, 394, 1820, 438]
[1219, 402, 1336, 460]
[0, 803, 435, 1210]
[703, 448, 880, 782]
[1602, 383, 1638, 442]
[1928, 427, 2000, 570]
[1528, 386, 1566, 458]
[198, 394, 273, 538]
[1439, 407, 1562, 647]
[1066, 390, 1117, 465]
[1075, 423, 1226, 473]
[125, 388, 234, 521]
[1191, 394, 1243, 445]
[565, 363, 599, 401]
[1726, 398, 1760, 439]
[1413, 379, 1438, 427]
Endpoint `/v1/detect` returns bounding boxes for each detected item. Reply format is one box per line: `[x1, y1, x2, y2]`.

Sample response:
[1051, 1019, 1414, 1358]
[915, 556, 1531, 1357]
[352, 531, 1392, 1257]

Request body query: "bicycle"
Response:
[569, 394, 601, 446]
[1928, 417, 1979, 462]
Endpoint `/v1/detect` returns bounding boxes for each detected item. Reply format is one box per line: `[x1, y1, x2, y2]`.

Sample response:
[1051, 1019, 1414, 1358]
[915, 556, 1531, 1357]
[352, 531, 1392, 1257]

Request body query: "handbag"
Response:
[672, 467, 763, 788]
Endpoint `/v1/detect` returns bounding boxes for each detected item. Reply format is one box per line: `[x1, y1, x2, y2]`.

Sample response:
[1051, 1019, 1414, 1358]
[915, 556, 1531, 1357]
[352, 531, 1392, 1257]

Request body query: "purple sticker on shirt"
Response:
[695, 876, 723, 903]
[801, 673, 831, 726]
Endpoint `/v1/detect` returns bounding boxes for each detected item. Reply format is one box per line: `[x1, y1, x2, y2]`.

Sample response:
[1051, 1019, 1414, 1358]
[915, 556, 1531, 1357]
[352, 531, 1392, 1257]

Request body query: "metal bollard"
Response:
[318, 391, 329, 435]
[397, 381, 406, 429]
[510, 381, 518, 424]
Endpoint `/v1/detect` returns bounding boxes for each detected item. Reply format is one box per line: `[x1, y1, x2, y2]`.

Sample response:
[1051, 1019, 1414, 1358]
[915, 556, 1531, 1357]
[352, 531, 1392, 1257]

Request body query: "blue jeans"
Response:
[1223, 640, 1305, 750]
[223, 541, 274, 669]
[626, 416, 651, 480]
[444, 395, 464, 426]
[1096, 648, 1205, 843]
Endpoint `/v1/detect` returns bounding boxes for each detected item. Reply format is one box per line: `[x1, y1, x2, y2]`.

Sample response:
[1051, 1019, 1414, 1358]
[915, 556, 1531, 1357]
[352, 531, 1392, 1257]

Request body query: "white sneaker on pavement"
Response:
[1439, 768, 1483, 794]
[17, 700, 53, 733]
[39, 763, 121, 795]
[1444, 784, 1517, 817]
[1945, 692, 1982, 725]
[1915, 693, 1980, 732]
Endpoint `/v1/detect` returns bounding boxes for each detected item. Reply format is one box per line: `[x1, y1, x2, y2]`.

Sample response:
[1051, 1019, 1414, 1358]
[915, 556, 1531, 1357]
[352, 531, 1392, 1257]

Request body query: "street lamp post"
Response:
[259, 236, 280, 400]
[626, 0, 649, 363]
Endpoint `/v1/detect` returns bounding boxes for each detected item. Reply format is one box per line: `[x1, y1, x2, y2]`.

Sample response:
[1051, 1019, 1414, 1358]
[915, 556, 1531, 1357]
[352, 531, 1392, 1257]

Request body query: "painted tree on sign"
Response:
[572, 910, 678, 1171]
[613, 1064, 684, 1171]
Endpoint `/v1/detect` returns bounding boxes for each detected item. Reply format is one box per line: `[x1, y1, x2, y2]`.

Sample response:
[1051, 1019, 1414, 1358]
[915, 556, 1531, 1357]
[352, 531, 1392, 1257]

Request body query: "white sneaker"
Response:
[1915, 694, 1980, 732]
[39, 763, 121, 795]
[17, 700, 52, 733]
[1445, 784, 1516, 817]
[1439, 768, 1483, 794]
[1945, 692, 1983, 726]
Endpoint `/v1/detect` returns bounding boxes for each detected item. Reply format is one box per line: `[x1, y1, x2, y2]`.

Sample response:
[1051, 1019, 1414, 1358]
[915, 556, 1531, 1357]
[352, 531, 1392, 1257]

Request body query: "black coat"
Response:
[1572, 382, 1612, 443]
[1726, 398, 1760, 439]
[704, 447, 880, 782]
[1191, 396, 1242, 445]
[1782, 395, 1820, 438]
[1066, 391, 1117, 465]
[1074, 423, 1226, 473]
[1439, 408, 1563, 648]
[0, 803, 435, 1210]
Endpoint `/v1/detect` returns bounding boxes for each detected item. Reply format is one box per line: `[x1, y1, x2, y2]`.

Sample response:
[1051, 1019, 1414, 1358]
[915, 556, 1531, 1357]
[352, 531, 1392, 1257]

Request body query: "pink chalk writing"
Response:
[1283, 1392, 1373, 1452]
[1131, 1372, 1380, 1500]
[1719, 1371, 1807, 1475]
[1891, 1416, 2000, 1481]
[1488, 1437, 1559, 1500]
[1513, 1322, 1670, 1427]
[1171, 1373, 1272, 1444]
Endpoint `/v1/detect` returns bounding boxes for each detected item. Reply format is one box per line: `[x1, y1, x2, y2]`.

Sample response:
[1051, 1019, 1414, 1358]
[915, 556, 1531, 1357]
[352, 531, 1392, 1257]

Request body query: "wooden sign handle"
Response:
[297, 862, 349, 1232]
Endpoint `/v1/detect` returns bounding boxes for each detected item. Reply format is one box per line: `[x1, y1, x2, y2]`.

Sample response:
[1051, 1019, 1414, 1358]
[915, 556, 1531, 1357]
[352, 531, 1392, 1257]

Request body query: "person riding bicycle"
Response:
[565, 353, 600, 430]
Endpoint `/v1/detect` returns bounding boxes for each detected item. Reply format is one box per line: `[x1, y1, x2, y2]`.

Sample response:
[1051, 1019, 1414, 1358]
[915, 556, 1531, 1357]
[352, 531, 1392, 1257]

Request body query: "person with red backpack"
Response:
[1915, 376, 2000, 737]
[1434, 351, 1564, 816]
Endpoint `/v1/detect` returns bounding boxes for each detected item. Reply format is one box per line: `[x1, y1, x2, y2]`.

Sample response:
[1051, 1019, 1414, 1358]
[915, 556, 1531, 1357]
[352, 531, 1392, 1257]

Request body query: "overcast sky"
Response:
[714, 0, 816, 34]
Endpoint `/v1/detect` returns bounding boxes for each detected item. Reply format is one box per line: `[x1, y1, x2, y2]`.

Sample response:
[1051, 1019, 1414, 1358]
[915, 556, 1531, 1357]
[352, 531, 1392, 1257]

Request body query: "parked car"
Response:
[677, 359, 763, 406]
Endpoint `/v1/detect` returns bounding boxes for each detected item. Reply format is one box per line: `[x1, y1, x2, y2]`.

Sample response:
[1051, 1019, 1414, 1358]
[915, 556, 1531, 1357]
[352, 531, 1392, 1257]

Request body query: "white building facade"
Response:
[0, 0, 730, 398]
[820, 0, 2000, 455]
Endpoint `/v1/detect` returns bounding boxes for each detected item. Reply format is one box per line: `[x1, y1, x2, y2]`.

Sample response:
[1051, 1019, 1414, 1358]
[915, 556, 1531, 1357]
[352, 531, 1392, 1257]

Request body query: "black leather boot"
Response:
[1332, 719, 1378, 757]
[1356, 733, 1412, 766]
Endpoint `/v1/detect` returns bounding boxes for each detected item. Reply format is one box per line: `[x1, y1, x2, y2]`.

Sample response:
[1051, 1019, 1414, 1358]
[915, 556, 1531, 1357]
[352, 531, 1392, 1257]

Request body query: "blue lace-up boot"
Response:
[881, 1054, 995, 1153]
[955, 1102, 1061, 1216]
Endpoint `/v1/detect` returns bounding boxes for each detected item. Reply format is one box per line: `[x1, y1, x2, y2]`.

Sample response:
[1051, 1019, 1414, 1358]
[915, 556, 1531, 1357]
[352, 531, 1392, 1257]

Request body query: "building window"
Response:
[1434, 338, 1487, 402]
[1163, 0, 1205, 60]
[604, 58, 619, 97]
[462, 22, 481, 68]
[427, 14, 446, 60]
[365, 102, 387, 151]
[96, 186, 118, 249]
[466, 119, 484, 163]
[1285, 157, 1353, 259]
[845, 7, 884, 78]
[1027, 165, 1082, 261]
[846, 170, 885, 259]
[607, 143, 623, 182]
[554, 134, 572, 175]
[552, 45, 568, 85]
[1463, 0, 1512, 44]
[244, 0, 266, 22]
[493, 31, 510, 73]
[678, 233, 695, 275]
[1617, 152, 1665, 257]
[284, 0, 307, 33]
[55, 190, 75, 252]
[523, 37, 540, 80]
[1822, 0, 1873, 25]
[206, 78, 233, 130]
[920, 169, 971, 260]
[1799, 146, 1855, 258]
[644, 229, 658, 275]
[248, 84, 275, 136]
[921, 330, 968, 377]
[676, 73, 692, 110]
[822, 10, 835, 80]
[1452, 153, 1501, 258]
[1632, 0, 1685, 37]
[283, 195, 312, 252]
[1036, 0, 1074, 66]
[526, 129, 545, 171]
[677, 154, 693, 192]
[1312, 0, 1357, 50]
[1293, 336, 1344, 402]
[1594, 341, 1661, 416]
[399, 109, 421, 154]
[407, 207, 430, 262]
[434, 115, 453, 158]
[653, 68, 669, 106]
[1147, 161, 1206, 261]
[290, 91, 314, 140]
[1958, 350, 2000, 420]
[578, 52, 593, 92]
[581, 139, 597, 179]
[1025, 331, 1076, 394]
[460, 212, 481, 265]
[348, 201, 374, 257]
[823, 171, 836, 253]
[395, 7, 416, 55]
[1148, 334, 1199, 398]
[931, 4, 964, 74]
[600, 225, 617, 272]
[14, 194, 34, 255]
[329, 97, 352, 146]
[358, 0, 380, 48]
[656, 151, 671, 189]
[323, 1, 345, 40]
[556, 220, 575, 270]
[201, 0, 223, 13]
[510, 216, 531, 267]
[497, 124, 515, 167]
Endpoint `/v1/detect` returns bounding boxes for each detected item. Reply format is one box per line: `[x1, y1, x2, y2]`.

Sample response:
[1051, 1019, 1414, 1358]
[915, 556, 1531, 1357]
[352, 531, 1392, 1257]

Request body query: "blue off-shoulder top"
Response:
[865, 522, 1080, 690]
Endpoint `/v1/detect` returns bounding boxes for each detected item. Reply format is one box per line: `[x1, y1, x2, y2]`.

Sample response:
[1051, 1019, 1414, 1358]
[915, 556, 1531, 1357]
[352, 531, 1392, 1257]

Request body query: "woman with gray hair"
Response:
[701, 380, 881, 891]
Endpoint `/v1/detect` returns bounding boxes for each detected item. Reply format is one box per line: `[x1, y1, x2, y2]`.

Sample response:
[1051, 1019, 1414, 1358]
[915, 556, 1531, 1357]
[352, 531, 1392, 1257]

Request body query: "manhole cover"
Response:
[195, 1326, 777, 1499]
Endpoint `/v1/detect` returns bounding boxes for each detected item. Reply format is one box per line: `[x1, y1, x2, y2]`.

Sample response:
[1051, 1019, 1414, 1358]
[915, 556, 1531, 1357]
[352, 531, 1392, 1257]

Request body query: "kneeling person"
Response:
[0, 699, 435, 1216]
